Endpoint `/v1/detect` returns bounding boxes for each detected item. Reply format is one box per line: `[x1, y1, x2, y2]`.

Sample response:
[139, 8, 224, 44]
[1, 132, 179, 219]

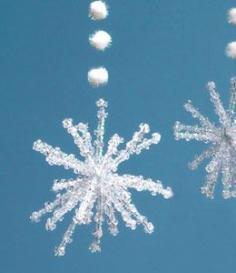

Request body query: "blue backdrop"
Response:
[1, 1, 236, 272]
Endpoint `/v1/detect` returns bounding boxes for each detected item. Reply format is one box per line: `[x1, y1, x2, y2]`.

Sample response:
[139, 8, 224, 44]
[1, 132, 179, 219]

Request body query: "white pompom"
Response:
[88, 67, 109, 87]
[163, 187, 174, 199]
[228, 8, 236, 25]
[226, 42, 236, 59]
[89, 30, 112, 51]
[89, 1, 108, 21]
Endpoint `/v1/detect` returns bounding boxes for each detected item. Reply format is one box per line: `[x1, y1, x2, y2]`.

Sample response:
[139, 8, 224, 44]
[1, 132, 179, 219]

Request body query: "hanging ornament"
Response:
[174, 78, 236, 199]
[31, 99, 173, 255]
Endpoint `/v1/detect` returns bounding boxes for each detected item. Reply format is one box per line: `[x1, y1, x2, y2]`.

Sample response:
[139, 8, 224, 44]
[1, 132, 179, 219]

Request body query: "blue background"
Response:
[1, 0, 236, 272]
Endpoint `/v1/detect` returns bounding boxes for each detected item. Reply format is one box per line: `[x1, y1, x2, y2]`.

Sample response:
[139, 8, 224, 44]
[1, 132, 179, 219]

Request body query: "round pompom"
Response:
[226, 42, 236, 59]
[228, 8, 236, 25]
[163, 187, 174, 199]
[88, 67, 109, 87]
[89, 1, 108, 21]
[89, 30, 112, 51]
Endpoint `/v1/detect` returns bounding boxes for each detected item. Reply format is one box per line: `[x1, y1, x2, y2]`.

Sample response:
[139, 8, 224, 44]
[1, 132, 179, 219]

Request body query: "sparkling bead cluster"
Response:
[174, 78, 236, 199]
[88, 1, 111, 87]
[31, 99, 173, 256]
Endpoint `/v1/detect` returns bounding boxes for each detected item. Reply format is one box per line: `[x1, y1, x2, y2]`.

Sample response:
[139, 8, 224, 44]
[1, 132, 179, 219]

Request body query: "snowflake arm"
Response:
[103, 201, 118, 236]
[184, 100, 216, 130]
[94, 98, 108, 159]
[62, 119, 95, 160]
[207, 82, 231, 127]
[33, 140, 88, 175]
[31, 189, 80, 223]
[52, 178, 81, 192]
[229, 77, 236, 116]
[55, 221, 77, 256]
[188, 146, 218, 170]
[201, 145, 223, 198]
[174, 78, 236, 199]
[221, 146, 233, 194]
[174, 122, 218, 143]
[118, 174, 173, 199]
[31, 98, 173, 255]
[108, 184, 153, 233]
[112, 124, 161, 169]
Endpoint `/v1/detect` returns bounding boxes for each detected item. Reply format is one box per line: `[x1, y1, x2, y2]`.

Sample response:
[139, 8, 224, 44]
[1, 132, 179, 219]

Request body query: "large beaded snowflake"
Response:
[174, 78, 236, 199]
[31, 99, 173, 256]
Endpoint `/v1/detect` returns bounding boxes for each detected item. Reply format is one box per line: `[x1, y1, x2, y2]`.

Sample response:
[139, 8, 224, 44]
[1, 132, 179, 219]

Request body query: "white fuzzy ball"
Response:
[228, 8, 236, 25]
[89, 1, 108, 20]
[89, 30, 112, 51]
[226, 42, 236, 59]
[88, 67, 109, 87]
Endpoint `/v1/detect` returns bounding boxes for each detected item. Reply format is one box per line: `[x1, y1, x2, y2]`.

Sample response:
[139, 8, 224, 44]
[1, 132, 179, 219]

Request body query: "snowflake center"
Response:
[223, 128, 232, 142]
[222, 126, 236, 147]
[94, 164, 106, 177]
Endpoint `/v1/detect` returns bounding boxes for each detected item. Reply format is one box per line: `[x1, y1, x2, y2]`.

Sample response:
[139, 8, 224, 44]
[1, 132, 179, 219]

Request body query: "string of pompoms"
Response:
[88, 1, 111, 87]
[226, 7, 236, 59]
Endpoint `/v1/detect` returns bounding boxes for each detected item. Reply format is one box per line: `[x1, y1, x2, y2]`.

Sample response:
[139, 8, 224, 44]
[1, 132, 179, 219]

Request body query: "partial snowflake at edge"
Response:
[174, 77, 236, 199]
